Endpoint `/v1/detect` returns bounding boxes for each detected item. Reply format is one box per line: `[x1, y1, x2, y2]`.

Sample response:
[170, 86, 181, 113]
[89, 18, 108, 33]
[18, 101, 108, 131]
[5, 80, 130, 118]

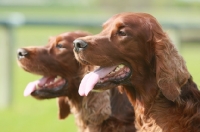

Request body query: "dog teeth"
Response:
[57, 76, 62, 79]
[109, 71, 115, 74]
[115, 67, 121, 71]
[54, 78, 59, 82]
[118, 64, 124, 68]
[54, 76, 62, 82]
[36, 84, 40, 89]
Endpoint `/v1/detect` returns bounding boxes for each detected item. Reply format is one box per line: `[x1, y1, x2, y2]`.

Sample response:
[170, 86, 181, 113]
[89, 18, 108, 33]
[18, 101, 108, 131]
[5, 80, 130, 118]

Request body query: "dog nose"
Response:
[73, 39, 88, 52]
[17, 48, 28, 59]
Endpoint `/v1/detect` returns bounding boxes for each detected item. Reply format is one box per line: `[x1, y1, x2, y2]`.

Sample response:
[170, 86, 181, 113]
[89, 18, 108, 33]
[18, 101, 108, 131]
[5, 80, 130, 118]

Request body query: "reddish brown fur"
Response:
[73, 13, 200, 132]
[17, 31, 135, 132]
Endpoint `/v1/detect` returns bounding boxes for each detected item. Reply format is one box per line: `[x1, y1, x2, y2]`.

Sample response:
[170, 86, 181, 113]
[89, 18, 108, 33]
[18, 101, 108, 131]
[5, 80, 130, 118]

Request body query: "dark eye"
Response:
[56, 44, 63, 48]
[117, 30, 127, 36]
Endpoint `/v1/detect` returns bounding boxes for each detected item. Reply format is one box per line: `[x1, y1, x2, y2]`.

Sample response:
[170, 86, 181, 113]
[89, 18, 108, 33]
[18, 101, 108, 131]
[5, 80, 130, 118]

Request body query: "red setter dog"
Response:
[73, 13, 200, 132]
[17, 31, 135, 132]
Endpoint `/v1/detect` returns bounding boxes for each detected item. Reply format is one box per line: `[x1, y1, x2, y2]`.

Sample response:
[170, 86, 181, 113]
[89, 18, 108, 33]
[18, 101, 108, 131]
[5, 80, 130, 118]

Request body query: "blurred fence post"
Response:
[0, 13, 25, 108]
[0, 25, 14, 108]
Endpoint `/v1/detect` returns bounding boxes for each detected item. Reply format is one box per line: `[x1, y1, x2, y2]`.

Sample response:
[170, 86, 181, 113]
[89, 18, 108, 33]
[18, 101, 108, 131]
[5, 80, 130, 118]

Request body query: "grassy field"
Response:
[0, 5, 200, 132]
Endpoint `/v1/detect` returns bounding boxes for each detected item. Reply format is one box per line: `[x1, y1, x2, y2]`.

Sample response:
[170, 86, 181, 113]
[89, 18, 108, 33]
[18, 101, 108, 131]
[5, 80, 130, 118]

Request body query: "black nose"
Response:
[17, 48, 28, 60]
[73, 39, 88, 52]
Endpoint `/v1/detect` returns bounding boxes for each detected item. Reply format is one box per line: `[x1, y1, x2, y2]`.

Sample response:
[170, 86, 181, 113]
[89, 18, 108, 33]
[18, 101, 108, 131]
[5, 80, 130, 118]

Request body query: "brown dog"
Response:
[73, 13, 200, 132]
[17, 31, 135, 132]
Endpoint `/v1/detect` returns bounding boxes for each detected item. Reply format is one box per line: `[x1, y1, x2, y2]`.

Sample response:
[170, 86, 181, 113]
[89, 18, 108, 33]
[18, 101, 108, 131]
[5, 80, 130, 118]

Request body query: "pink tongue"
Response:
[24, 80, 39, 96]
[23, 77, 49, 97]
[78, 66, 117, 96]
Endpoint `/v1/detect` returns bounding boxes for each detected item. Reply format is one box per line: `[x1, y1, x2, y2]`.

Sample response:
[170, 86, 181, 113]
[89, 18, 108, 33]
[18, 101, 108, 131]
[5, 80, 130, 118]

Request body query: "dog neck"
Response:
[122, 63, 163, 131]
[68, 90, 111, 131]
[125, 75, 200, 131]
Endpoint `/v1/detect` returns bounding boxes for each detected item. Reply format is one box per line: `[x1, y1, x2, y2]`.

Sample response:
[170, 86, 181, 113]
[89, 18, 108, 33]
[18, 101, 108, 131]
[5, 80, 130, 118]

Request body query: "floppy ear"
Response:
[57, 97, 71, 119]
[154, 33, 190, 101]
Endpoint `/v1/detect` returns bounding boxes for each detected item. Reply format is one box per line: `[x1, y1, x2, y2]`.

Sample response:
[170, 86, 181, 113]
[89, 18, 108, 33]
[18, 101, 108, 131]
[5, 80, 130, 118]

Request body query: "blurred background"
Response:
[0, 0, 200, 131]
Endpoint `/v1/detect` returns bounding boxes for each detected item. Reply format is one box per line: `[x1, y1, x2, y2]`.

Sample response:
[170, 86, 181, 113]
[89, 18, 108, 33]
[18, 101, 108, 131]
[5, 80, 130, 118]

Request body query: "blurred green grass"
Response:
[0, 5, 200, 132]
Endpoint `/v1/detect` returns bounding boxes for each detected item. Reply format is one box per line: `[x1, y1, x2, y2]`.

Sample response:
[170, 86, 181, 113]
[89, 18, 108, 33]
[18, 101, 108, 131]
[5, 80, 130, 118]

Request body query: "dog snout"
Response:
[17, 48, 28, 60]
[73, 39, 88, 52]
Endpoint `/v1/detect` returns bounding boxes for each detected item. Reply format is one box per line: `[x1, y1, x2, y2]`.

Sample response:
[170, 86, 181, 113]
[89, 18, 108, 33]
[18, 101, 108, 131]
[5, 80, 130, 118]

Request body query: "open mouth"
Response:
[97, 64, 131, 84]
[24, 76, 66, 98]
[78, 64, 131, 96]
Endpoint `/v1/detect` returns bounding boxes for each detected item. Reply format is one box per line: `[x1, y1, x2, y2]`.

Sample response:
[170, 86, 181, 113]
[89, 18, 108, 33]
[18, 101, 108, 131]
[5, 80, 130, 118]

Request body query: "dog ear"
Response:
[57, 97, 71, 119]
[154, 33, 190, 101]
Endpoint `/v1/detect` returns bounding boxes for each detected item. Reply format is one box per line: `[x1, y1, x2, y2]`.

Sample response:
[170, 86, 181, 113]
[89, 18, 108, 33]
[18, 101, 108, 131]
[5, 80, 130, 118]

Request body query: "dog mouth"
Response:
[78, 64, 131, 96]
[97, 65, 131, 84]
[24, 76, 67, 98]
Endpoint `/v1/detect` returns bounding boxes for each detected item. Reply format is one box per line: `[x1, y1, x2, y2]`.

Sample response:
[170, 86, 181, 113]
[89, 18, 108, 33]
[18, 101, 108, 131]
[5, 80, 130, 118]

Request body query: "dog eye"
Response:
[117, 30, 127, 36]
[56, 44, 64, 48]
